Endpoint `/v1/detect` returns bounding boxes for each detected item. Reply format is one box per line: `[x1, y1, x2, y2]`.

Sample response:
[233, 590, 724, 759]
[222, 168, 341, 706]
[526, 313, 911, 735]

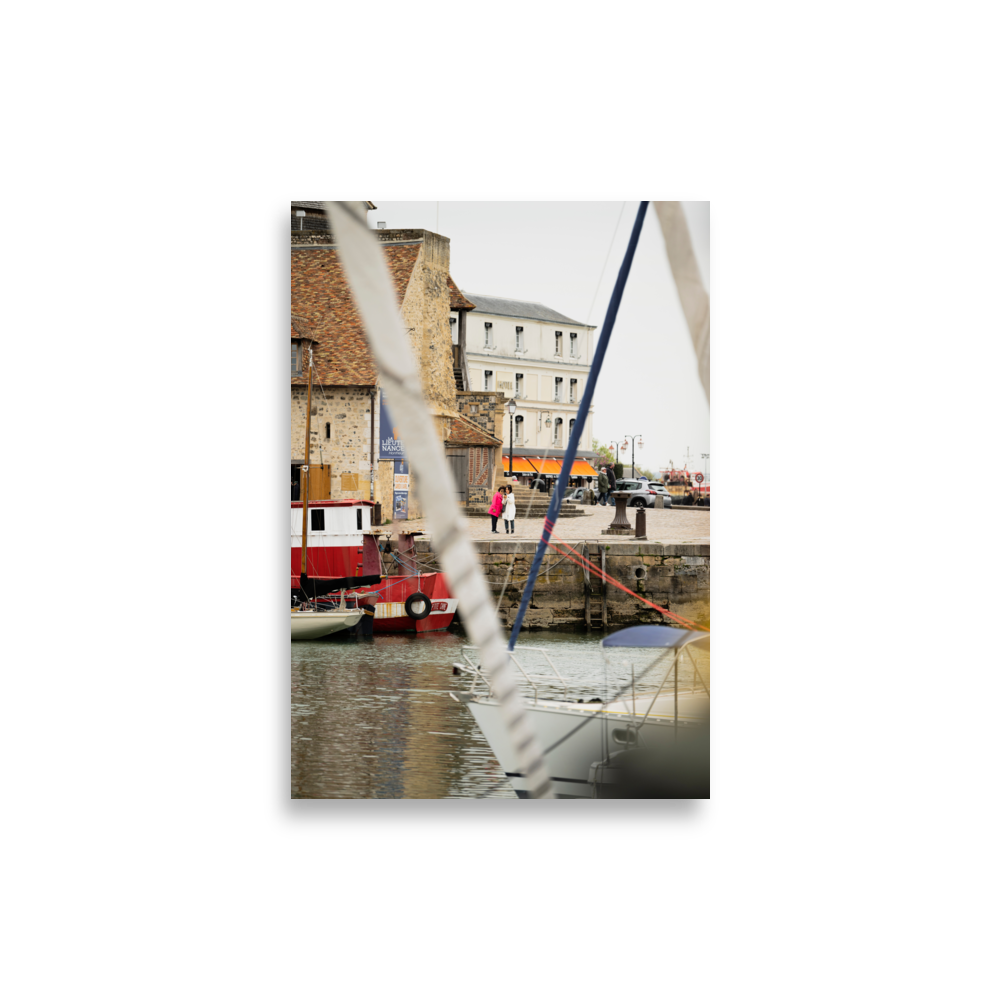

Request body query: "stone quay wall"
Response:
[412, 538, 710, 630]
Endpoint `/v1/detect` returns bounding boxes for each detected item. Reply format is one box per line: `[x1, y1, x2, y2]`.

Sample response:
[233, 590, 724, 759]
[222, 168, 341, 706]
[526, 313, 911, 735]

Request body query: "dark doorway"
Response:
[446, 449, 468, 505]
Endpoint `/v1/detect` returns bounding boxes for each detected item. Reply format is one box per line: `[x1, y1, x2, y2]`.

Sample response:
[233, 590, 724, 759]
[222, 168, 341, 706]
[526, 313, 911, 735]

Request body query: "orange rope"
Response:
[544, 532, 708, 631]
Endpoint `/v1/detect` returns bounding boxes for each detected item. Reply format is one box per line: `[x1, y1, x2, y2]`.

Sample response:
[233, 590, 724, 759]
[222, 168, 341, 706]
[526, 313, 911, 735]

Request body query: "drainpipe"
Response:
[370, 387, 377, 502]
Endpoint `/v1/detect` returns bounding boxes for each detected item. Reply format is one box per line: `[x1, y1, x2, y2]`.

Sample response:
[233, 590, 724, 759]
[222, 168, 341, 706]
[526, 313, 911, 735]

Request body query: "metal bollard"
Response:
[635, 506, 647, 539]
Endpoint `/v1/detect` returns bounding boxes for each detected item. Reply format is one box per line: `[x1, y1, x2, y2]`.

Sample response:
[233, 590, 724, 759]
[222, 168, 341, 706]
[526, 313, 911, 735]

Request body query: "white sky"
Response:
[367, 201, 710, 481]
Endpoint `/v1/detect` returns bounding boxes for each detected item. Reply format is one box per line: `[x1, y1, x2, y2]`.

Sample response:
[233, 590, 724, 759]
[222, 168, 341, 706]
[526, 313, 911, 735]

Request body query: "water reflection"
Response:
[292, 630, 519, 798]
[291, 629, 707, 799]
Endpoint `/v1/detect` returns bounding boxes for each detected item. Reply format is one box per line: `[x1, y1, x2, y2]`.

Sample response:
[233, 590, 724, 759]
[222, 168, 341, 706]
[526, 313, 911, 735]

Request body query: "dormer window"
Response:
[484, 322, 494, 349]
[554, 331, 563, 356]
[484, 369, 494, 391]
[554, 377, 563, 402]
[515, 326, 524, 352]
[569, 378, 578, 403]
[291, 343, 302, 376]
[569, 331, 579, 357]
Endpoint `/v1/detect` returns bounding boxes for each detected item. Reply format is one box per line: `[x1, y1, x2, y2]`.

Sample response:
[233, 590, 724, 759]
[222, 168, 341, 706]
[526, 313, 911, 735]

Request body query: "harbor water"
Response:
[291, 627, 709, 799]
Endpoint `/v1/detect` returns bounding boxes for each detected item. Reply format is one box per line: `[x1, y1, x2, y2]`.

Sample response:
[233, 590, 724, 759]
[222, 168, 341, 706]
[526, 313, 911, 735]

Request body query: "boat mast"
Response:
[300, 344, 313, 588]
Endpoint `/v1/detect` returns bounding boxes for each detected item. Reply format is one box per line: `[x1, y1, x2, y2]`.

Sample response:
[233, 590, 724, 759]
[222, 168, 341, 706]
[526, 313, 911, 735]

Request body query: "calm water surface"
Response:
[291, 628, 707, 799]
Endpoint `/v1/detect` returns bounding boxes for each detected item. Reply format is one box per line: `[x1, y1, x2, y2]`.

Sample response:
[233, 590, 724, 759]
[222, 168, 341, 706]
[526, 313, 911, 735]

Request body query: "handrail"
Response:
[459, 646, 579, 705]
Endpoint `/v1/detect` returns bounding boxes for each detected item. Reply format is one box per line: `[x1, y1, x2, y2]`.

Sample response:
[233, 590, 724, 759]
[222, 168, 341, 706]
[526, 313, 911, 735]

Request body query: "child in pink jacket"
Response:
[488, 487, 504, 533]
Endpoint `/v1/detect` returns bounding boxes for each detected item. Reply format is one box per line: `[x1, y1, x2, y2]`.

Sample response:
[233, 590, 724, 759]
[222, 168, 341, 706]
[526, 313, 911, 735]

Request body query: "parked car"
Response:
[614, 479, 672, 508]
[566, 487, 597, 505]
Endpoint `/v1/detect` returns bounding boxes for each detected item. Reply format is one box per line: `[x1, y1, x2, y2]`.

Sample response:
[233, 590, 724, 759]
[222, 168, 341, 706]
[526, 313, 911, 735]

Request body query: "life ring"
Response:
[404, 591, 431, 620]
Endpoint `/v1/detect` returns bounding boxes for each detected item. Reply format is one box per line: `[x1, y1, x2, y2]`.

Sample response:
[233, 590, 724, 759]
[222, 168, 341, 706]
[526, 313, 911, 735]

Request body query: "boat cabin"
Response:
[291, 499, 381, 593]
[291, 498, 373, 540]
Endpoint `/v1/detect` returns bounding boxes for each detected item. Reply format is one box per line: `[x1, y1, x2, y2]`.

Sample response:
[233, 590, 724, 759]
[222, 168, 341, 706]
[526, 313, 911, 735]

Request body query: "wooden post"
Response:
[300, 347, 313, 578]
[583, 542, 591, 628]
[601, 545, 608, 628]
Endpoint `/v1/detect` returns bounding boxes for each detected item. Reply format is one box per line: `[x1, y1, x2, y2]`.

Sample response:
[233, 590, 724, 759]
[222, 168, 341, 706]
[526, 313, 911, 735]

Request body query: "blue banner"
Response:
[392, 457, 409, 520]
[379, 393, 405, 460]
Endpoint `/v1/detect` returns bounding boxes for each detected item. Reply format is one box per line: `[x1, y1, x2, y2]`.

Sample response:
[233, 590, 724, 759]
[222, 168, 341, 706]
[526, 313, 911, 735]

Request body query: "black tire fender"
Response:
[629, 497, 645, 508]
[405, 591, 432, 620]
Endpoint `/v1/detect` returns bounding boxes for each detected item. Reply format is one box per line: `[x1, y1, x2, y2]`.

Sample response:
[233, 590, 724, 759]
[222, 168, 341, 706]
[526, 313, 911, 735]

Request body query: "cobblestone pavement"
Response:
[387, 503, 710, 546]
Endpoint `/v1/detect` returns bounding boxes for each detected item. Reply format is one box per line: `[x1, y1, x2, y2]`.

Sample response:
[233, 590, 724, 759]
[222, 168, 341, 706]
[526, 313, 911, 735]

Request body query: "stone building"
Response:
[290, 203, 503, 517]
[459, 292, 600, 483]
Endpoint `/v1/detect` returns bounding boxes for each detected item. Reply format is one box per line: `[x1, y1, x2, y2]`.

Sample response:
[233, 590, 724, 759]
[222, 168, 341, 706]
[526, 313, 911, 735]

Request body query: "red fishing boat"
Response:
[291, 499, 457, 633]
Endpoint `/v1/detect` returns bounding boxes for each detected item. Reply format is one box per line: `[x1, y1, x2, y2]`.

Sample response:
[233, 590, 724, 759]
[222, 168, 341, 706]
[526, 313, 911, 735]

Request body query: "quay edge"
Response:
[412, 537, 709, 631]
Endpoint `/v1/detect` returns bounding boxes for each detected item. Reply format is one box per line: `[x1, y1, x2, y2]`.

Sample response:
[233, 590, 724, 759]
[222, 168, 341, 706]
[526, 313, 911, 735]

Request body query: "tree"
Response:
[593, 439, 615, 468]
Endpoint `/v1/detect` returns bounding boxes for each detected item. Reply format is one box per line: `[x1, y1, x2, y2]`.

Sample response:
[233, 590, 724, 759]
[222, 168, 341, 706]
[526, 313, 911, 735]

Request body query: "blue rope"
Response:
[507, 201, 649, 650]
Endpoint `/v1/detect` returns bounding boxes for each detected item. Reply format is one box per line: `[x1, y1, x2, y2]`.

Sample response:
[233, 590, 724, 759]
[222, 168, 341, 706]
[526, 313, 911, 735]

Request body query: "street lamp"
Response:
[623, 434, 643, 478]
[701, 452, 710, 483]
[608, 439, 622, 474]
[508, 399, 517, 477]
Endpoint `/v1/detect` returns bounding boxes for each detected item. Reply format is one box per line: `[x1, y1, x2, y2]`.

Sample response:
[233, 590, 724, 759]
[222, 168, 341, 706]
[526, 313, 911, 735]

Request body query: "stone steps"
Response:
[466, 500, 586, 518]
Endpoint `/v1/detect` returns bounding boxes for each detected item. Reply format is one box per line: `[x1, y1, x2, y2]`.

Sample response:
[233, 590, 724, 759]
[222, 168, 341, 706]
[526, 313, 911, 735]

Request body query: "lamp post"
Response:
[701, 452, 710, 483]
[623, 434, 643, 478]
[508, 399, 517, 477]
[608, 439, 622, 476]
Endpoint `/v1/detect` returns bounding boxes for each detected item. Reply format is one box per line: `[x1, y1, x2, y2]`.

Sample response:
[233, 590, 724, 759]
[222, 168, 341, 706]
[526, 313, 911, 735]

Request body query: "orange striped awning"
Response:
[570, 460, 598, 476]
[509, 457, 537, 474]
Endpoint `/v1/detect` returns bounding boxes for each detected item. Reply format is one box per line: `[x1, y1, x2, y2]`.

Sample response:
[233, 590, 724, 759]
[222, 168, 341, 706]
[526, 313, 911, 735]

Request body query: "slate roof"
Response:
[448, 276, 476, 311]
[291, 243, 420, 385]
[461, 292, 591, 327]
[291, 201, 376, 211]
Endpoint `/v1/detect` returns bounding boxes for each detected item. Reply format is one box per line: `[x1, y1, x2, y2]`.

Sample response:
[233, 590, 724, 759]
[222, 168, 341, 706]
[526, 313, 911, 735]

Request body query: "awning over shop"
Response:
[531, 458, 563, 475]
[508, 457, 537, 474]
[569, 460, 598, 476]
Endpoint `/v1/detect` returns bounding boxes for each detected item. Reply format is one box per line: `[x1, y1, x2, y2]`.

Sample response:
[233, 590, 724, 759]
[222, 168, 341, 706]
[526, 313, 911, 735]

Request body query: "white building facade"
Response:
[455, 293, 600, 475]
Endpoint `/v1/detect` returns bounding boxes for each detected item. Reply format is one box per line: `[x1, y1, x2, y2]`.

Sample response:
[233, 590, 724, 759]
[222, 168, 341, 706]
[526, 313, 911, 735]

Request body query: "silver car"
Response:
[614, 479, 672, 508]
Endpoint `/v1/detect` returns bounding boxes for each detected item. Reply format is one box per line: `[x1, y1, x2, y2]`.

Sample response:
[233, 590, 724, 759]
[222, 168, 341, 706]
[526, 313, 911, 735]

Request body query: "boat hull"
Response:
[458, 691, 709, 798]
[325, 574, 458, 634]
[291, 608, 363, 641]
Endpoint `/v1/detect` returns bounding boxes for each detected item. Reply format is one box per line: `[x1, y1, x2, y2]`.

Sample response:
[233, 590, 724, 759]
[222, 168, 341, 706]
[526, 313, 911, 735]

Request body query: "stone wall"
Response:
[456, 390, 505, 439]
[290, 230, 337, 246]
[292, 386, 377, 500]
[412, 538, 710, 629]
[400, 234, 457, 414]
[455, 391, 505, 501]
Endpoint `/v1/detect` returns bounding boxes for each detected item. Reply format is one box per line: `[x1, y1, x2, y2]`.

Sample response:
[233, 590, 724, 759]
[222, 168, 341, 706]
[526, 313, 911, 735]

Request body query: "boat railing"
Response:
[453, 644, 707, 706]
[454, 646, 576, 705]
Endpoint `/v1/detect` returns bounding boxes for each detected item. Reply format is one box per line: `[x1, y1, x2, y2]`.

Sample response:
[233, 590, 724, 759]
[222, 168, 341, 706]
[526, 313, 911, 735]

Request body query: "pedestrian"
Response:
[502, 485, 517, 533]
[607, 464, 617, 493]
[488, 484, 504, 533]
[597, 466, 610, 505]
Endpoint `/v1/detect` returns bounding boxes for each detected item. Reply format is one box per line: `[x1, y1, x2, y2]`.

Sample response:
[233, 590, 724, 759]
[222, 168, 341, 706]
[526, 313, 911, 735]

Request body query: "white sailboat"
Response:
[291, 605, 362, 640]
[451, 626, 710, 798]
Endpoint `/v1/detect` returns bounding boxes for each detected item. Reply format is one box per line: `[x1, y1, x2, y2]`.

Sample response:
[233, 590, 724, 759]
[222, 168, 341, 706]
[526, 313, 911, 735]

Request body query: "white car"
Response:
[614, 479, 672, 508]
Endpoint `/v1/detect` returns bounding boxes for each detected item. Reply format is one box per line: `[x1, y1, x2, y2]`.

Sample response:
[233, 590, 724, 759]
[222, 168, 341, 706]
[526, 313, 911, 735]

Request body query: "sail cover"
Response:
[322, 201, 554, 799]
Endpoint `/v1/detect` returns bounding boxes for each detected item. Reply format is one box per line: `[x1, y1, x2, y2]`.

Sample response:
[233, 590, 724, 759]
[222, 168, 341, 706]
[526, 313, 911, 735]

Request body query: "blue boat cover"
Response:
[601, 625, 709, 649]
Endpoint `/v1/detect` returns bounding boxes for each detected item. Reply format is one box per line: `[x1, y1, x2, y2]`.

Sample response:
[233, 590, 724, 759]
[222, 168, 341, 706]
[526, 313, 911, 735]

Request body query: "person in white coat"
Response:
[502, 485, 517, 534]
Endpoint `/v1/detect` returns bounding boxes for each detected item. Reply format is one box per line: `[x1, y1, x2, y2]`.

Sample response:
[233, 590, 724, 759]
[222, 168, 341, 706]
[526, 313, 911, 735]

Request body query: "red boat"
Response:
[291, 499, 457, 633]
